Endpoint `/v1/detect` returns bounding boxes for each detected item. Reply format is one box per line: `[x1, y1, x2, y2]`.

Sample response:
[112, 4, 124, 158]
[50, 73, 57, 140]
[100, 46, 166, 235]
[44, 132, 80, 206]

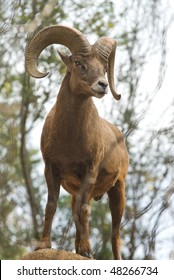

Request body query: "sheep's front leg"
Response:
[72, 177, 95, 258]
[107, 179, 125, 260]
[35, 163, 60, 250]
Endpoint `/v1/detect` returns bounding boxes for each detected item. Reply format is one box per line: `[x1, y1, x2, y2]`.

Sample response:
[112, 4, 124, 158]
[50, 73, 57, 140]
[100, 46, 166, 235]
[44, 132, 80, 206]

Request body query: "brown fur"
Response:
[36, 50, 129, 259]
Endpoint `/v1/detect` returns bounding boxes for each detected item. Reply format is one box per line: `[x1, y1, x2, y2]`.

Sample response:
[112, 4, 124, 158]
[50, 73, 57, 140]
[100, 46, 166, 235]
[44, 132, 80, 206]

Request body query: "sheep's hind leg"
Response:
[35, 163, 60, 250]
[107, 179, 125, 260]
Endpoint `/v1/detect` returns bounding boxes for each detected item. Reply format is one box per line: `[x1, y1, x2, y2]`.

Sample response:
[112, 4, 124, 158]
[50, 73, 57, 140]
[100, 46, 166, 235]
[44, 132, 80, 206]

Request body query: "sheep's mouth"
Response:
[91, 88, 106, 98]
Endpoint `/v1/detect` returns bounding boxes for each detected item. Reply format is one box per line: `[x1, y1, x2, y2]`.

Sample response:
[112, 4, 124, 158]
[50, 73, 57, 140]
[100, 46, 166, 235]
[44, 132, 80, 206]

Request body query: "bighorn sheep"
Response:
[25, 25, 129, 259]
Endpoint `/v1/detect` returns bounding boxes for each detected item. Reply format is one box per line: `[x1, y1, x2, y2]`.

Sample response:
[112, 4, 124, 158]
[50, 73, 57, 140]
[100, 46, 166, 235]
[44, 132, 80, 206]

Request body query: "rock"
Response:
[21, 249, 91, 260]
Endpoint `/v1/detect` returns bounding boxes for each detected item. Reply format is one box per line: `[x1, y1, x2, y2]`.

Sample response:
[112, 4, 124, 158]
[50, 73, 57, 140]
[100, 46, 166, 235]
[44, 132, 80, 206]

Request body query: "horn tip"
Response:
[112, 91, 121, 101]
[116, 94, 121, 100]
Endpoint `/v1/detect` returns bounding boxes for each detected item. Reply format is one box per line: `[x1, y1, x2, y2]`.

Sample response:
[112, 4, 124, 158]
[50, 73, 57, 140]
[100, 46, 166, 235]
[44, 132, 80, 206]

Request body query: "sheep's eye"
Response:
[74, 61, 81, 66]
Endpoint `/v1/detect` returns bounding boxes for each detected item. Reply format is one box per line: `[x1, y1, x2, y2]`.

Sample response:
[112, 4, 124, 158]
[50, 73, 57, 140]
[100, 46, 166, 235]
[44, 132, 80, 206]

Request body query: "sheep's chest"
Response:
[58, 160, 84, 193]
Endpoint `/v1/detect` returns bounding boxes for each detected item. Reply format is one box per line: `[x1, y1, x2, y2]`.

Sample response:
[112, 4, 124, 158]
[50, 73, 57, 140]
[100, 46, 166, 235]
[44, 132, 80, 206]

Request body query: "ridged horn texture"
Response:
[25, 25, 91, 78]
[94, 37, 121, 100]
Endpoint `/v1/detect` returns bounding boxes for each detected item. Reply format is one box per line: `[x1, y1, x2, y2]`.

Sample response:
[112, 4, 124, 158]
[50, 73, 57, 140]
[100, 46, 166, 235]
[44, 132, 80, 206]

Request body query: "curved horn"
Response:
[94, 37, 121, 100]
[25, 25, 91, 78]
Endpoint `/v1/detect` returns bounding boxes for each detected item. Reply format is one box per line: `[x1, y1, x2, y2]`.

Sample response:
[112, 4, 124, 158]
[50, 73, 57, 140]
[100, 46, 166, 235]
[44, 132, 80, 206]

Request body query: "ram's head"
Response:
[25, 25, 121, 100]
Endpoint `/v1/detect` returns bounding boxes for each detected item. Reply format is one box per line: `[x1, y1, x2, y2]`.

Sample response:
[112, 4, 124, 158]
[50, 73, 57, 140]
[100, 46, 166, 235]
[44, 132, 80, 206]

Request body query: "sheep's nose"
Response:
[98, 80, 108, 90]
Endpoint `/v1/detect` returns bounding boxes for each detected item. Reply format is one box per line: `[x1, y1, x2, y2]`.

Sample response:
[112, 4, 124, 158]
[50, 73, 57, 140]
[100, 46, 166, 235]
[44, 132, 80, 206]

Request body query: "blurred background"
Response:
[0, 0, 174, 260]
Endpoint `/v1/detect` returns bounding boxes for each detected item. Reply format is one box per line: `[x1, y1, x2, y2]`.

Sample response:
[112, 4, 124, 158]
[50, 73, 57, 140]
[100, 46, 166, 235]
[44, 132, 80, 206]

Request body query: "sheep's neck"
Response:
[54, 75, 100, 141]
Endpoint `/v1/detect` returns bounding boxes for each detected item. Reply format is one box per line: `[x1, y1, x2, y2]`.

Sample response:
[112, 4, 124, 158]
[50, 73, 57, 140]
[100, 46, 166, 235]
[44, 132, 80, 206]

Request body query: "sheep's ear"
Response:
[57, 50, 71, 68]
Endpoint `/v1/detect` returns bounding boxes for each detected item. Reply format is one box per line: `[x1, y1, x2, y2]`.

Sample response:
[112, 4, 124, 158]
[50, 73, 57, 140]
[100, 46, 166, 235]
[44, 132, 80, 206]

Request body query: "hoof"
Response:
[76, 247, 93, 259]
[76, 240, 93, 259]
